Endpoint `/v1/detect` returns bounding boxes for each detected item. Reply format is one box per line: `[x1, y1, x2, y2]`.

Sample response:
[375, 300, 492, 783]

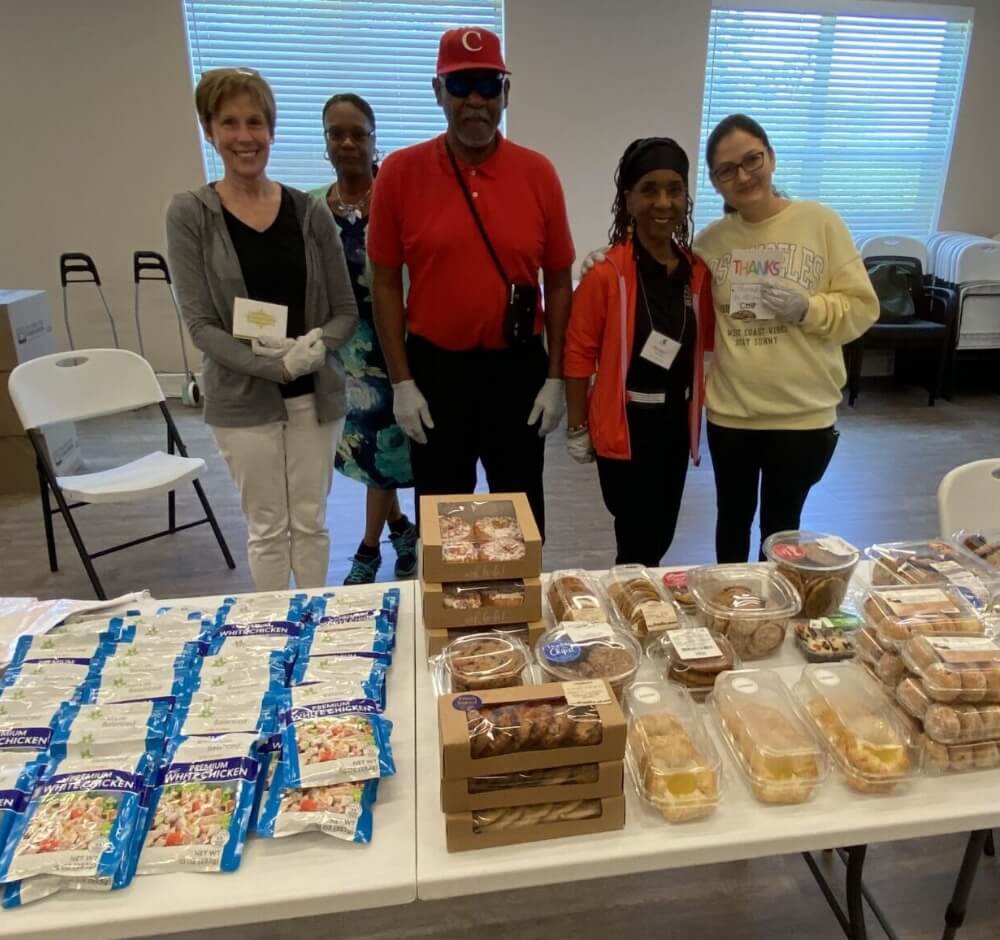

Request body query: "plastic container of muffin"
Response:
[897, 674, 1000, 745]
[687, 564, 800, 660]
[763, 531, 860, 618]
[624, 680, 722, 823]
[923, 738, 1000, 774]
[601, 566, 680, 642]
[863, 584, 984, 650]
[899, 633, 1000, 705]
[866, 539, 999, 612]
[646, 627, 739, 700]
[546, 570, 608, 624]
[534, 621, 642, 698]
[793, 663, 923, 794]
[952, 530, 1000, 572]
[433, 632, 532, 694]
[709, 669, 827, 804]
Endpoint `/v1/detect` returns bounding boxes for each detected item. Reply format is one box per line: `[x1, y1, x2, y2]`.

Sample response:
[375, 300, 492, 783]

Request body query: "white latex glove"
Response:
[527, 378, 566, 437]
[282, 332, 326, 379]
[761, 284, 809, 323]
[392, 379, 434, 445]
[579, 246, 611, 278]
[566, 426, 594, 464]
[252, 336, 295, 359]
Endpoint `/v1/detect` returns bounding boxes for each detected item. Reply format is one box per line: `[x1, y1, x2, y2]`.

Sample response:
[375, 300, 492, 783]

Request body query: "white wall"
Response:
[1, 0, 997, 372]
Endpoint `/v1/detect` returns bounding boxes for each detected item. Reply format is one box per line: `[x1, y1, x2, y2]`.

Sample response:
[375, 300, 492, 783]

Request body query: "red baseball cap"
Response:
[436, 27, 509, 75]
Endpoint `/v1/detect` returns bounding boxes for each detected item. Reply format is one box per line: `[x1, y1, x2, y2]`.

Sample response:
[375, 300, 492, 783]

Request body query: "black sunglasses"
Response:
[443, 72, 505, 99]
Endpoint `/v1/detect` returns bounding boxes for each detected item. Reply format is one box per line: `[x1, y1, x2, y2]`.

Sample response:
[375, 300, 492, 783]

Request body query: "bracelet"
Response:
[567, 423, 588, 435]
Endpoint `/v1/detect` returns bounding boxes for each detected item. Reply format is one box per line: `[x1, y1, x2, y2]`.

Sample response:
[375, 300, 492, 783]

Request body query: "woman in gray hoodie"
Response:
[166, 68, 358, 591]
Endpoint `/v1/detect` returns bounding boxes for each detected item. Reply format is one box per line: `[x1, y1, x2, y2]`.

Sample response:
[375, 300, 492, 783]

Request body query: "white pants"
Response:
[213, 395, 343, 591]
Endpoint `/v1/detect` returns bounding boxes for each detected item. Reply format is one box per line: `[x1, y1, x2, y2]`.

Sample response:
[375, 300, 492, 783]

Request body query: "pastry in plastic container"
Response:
[624, 680, 722, 822]
[467, 764, 601, 793]
[924, 738, 1000, 773]
[601, 566, 680, 640]
[793, 612, 862, 663]
[900, 633, 1000, 704]
[897, 675, 1000, 744]
[687, 564, 800, 659]
[854, 625, 906, 687]
[866, 539, 999, 612]
[438, 632, 530, 693]
[534, 622, 641, 698]
[863, 584, 983, 649]
[647, 627, 739, 699]
[954, 530, 1000, 571]
[710, 669, 827, 804]
[793, 663, 922, 794]
[661, 571, 698, 615]
[547, 570, 608, 623]
[763, 531, 860, 618]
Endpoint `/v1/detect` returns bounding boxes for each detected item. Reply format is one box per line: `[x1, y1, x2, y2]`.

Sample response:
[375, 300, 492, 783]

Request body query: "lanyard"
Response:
[636, 263, 691, 349]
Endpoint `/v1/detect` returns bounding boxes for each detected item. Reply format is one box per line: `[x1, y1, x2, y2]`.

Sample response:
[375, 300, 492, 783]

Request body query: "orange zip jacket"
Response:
[564, 240, 715, 462]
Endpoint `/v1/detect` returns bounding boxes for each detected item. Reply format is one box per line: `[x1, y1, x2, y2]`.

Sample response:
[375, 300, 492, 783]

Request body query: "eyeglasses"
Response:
[325, 128, 374, 145]
[443, 72, 505, 100]
[711, 150, 765, 183]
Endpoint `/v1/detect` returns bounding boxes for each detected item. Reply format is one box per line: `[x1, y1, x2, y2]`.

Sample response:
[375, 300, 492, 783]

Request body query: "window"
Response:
[183, 0, 504, 189]
[695, 4, 973, 239]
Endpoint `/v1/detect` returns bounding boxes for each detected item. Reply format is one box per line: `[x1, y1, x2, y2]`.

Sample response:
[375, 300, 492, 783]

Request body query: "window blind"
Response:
[183, 0, 504, 190]
[695, 5, 973, 239]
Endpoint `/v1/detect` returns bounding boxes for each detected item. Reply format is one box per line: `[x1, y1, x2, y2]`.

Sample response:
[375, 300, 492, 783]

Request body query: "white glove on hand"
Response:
[566, 426, 594, 464]
[580, 246, 611, 278]
[392, 379, 434, 445]
[761, 285, 809, 323]
[282, 331, 326, 379]
[252, 336, 295, 359]
[527, 378, 566, 437]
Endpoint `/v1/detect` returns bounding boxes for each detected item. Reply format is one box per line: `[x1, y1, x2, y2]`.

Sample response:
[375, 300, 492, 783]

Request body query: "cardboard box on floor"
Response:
[445, 794, 626, 852]
[426, 620, 546, 658]
[419, 492, 542, 583]
[422, 577, 543, 630]
[441, 759, 623, 813]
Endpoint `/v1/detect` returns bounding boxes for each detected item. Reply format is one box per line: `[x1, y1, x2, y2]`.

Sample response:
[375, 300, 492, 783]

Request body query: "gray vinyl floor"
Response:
[1, 378, 999, 939]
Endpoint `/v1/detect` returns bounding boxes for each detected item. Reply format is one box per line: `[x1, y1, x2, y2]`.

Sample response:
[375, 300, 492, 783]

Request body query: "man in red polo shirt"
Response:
[368, 26, 574, 536]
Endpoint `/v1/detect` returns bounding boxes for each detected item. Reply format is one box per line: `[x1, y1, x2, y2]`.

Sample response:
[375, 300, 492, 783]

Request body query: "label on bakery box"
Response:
[556, 623, 616, 644]
[881, 588, 957, 618]
[562, 680, 612, 707]
[670, 628, 722, 661]
[926, 636, 1000, 664]
[452, 694, 483, 712]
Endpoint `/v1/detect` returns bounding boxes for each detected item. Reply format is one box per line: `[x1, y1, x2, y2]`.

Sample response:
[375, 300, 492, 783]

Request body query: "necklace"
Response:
[331, 181, 372, 223]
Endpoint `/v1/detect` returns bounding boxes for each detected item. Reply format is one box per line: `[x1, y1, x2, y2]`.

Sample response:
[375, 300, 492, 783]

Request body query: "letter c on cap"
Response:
[461, 30, 483, 51]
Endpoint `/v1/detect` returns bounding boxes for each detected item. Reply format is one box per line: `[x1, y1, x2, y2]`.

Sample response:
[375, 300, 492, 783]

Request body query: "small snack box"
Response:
[866, 539, 999, 612]
[433, 632, 532, 694]
[763, 531, 860, 618]
[900, 633, 1000, 705]
[794, 663, 922, 794]
[420, 493, 542, 583]
[422, 578, 542, 629]
[647, 627, 739, 700]
[863, 584, 984, 649]
[440, 761, 623, 813]
[662, 570, 698, 616]
[600, 566, 680, 643]
[438, 681, 627, 779]
[534, 622, 642, 700]
[624, 680, 722, 822]
[547, 570, 608, 624]
[710, 669, 827, 804]
[687, 563, 800, 660]
[425, 621, 545, 658]
[793, 612, 863, 663]
[953, 530, 1000, 571]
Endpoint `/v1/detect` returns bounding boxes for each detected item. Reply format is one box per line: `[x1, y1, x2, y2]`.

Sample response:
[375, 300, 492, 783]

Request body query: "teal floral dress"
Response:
[310, 186, 413, 489]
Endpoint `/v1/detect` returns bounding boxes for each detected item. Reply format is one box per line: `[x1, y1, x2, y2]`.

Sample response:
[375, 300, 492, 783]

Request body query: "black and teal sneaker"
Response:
[389, 522, 418, 578]
[344, 551, 381, 585]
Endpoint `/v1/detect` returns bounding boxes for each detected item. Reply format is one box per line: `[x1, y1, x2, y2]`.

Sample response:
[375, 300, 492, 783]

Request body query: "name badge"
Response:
[640, 330, 681, 370]
[232, 297, 288, 340]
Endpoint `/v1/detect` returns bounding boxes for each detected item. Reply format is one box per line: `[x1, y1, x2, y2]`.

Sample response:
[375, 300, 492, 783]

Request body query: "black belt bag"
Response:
[445, 141, 537, 346]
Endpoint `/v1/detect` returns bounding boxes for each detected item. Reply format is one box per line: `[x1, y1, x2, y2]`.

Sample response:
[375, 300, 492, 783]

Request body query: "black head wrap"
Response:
[621, 137, 689, 189]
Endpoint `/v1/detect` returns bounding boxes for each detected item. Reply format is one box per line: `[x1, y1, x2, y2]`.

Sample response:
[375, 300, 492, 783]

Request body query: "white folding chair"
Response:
[8, 348, 235, 599]
[860, 236, 928, 270]
[937, 458, 1000, 535]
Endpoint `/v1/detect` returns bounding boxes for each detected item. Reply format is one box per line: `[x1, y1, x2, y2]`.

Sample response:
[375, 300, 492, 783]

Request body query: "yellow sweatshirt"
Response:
[693, 200, 878, 430]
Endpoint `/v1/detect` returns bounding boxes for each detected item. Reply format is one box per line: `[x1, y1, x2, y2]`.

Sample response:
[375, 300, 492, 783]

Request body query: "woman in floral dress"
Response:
[310, 93, 416, 584]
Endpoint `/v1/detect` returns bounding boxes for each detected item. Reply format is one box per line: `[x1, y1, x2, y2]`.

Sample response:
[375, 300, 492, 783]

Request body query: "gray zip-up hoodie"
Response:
[165, 184, 359, 427]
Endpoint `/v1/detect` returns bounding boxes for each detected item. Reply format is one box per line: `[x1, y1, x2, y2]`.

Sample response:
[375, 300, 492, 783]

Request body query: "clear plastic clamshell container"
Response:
[687, 564, 800, 660]
[534, 621, 641, 698]
[601, 566, 680, 641]
[923, 738, 1000, 774]
[863, 584, 983, 649]
[900, 633, 1000, 705]
[435, 632, 531, 693]
[624, 680, 722, 822]
[546, 570, 608, 624]
[710, 669, 827, 804]
[866, 539, 999, 612]
[661, 570, 698, 614]
[896, 675, 1000, 745]
[853, 625, 905, 687]
[794, 663, 922, 794]
[953, 530, 1000, 571]
[793, 612, 862, 663]
[763, 530, 860, 618]
[647, 627, 739, 700]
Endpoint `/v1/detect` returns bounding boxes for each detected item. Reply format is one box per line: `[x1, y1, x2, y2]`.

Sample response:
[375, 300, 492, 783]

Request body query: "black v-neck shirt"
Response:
[223, 186, 312, 399]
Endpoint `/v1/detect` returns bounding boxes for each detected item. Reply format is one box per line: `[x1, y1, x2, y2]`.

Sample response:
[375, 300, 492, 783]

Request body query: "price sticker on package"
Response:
[670, 627, 722, 661]
[562, 680, 612, 707]
[557, 623, 616, 644]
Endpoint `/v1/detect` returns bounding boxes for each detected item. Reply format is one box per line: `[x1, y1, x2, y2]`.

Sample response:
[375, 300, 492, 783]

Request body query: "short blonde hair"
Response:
[195, 68, 276, 136]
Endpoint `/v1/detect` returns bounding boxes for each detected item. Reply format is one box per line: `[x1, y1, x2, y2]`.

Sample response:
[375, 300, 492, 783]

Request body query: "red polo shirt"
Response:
[367, 133, 575, 350]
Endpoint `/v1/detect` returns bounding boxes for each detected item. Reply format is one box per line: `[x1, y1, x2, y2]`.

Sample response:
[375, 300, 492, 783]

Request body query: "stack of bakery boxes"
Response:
[420, 492, 627, 851]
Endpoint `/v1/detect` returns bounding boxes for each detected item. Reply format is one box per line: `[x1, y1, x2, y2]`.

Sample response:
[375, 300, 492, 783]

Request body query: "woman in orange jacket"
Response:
[564, 138, 715, 565]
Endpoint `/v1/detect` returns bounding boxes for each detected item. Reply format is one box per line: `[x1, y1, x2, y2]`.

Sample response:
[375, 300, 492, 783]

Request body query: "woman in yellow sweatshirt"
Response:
[694, 114, 878, 562]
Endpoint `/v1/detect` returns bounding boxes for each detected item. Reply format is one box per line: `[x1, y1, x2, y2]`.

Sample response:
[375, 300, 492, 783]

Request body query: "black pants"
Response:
[706, 421, 839, 563]
[596, 403, 690, 566]
[407, 334, 548, 536]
